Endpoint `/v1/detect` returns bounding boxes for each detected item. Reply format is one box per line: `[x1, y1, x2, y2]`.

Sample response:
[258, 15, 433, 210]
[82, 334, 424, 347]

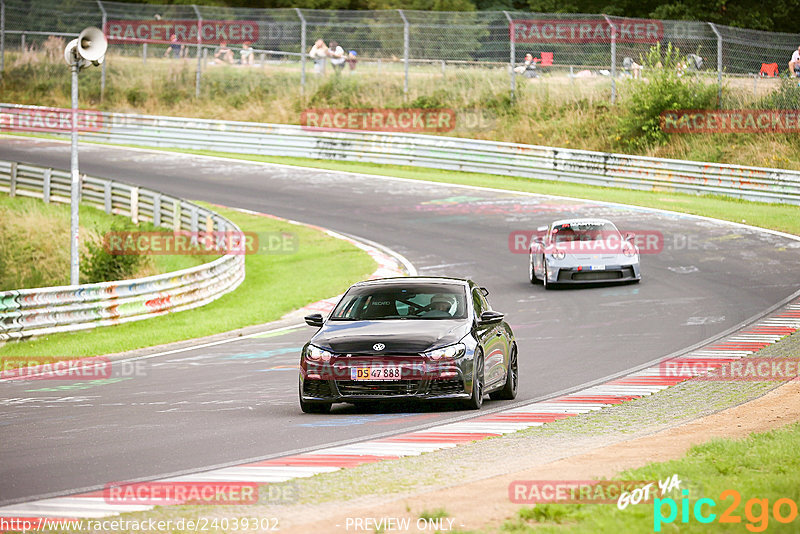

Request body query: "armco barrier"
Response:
[0, 159, 245, 341]
[2, 103, 799, 205]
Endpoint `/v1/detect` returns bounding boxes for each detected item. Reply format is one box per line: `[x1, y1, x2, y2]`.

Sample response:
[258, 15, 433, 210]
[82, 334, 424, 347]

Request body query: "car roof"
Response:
[351, 276, 471, 288]
[549, 218, 616, 228]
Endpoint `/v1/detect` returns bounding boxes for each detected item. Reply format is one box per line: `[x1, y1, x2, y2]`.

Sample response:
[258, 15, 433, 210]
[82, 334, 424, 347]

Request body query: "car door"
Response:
[472, 288, 505, 389]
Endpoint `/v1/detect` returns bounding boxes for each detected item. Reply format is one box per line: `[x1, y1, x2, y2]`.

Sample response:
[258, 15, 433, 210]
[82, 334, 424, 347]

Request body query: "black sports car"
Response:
[299, 277, 518, 413]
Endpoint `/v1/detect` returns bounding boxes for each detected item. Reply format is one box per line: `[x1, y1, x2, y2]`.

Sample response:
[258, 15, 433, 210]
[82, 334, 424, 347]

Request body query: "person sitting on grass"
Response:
[240, 41, 254, 66]
[214, 41, 235, 64]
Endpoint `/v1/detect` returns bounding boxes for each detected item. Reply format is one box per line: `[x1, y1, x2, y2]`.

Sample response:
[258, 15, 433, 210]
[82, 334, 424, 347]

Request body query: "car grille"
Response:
[336, 380, 420, 397]
[429, 378, 464, 395]
[303, 379, 333, 398]
[569, 270, 623, 281]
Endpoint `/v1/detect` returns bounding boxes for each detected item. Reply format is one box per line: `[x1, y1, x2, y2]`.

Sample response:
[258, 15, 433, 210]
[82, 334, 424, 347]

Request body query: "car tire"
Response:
[529, 254, 542, 285]
[299, 380, 332, 414]
[462, 351, 484, 410]
[490, 345, 518, 401]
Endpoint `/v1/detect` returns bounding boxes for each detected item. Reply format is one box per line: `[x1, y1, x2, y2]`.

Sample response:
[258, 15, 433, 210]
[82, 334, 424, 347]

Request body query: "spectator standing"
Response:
[790, 45, 800, 77]
[328, 41, 346, 74]
[346, 50, 358, 72]
[240, 41, 254, 66]
[309, 38, 328, 75]
[214, 41, 235, 64]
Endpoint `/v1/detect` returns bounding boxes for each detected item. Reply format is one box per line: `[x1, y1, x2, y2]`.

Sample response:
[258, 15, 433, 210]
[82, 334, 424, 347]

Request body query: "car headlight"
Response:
[551, 248, 566, 260]
[306, 345, 333, 362]
[623, 243, 638, 257]
[424, 343, 466, 361]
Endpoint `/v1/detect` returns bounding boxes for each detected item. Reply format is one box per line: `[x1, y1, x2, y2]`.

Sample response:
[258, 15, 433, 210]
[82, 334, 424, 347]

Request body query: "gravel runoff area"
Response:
[231, 330, 800, 533]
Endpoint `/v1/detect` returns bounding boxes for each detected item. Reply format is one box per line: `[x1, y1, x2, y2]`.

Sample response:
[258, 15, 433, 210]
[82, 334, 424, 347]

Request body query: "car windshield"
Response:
[330, 284, 468, 320]
[551, 221, 618, 243]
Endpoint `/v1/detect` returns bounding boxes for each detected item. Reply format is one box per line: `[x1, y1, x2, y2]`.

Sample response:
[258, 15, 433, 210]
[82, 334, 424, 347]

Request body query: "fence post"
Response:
[503, 11, 515, 101]
[708, 22, 723, 108]
[142, 43, 147, 64]
[603, 15, 617, 104]
[1, 0, 5, 78]
[398, 9, 409, 95]
[192, 4, 202, 98]
[43, 168, 51, 203]
[97, 0, 107, 100]
[296, 8, 306, 98]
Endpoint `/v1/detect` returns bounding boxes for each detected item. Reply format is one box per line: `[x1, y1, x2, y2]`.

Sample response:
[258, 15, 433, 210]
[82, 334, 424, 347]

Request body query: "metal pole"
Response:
[708, 23, 723, 108]
[398, 9, 409, 95]
[97, 0, 107, 100]
[142, 42, 147, 64]
[1, 0, 5, 77]
[70, 62, 80, 285]
[192, 4, 202, 98]
[603, 15, 617, 104]
[296, 8, 306, 98]
[503, 11, 515, 101]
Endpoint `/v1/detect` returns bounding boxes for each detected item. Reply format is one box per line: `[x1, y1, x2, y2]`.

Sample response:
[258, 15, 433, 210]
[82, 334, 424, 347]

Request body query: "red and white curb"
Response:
[2, 300, 798, 521]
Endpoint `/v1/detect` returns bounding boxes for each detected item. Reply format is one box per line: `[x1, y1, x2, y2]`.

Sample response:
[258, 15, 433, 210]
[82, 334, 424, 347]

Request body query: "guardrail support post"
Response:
[43, 168, 51, 203]
[708, 23, 723, 107]
[97, 0, 107, 100]
[153, 193, 161, 226]
[9, 161, 16, 197]
[173, 201, 181, 232]
[192, 4, 202, 98]
[190, 207, 198, 244]
[296, 8, 306, 98]
[398, 10, 409, 96]
[103, 181, 111, 213]
[503, 11, 516, 101]
[130, 186, 139, 224]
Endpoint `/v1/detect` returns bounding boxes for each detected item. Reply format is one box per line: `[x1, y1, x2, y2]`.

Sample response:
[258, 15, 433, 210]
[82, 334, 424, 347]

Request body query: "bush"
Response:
[759, 76, 800, 109]
[615, 43, 718, 150]
[80, 220, 145, 284]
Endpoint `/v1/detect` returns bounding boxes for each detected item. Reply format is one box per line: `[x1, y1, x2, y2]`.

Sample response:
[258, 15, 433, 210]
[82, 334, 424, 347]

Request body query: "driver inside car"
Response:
[428, 294, 455, 315]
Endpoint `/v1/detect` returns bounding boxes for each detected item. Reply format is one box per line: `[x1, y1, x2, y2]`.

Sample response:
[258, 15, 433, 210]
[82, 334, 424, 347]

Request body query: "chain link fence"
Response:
[1, 0, 799, 103]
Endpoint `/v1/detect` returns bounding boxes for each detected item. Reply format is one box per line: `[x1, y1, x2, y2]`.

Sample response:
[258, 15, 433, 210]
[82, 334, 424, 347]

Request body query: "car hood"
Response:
[312, 320, 469, 354]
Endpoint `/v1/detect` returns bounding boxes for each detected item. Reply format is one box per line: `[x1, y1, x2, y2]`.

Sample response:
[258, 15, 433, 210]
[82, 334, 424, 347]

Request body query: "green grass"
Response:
[502, 422, 800, 533]
[149, 148, 800, 237]
[0, 202, 376, 357]
[0, 193, 203, 290]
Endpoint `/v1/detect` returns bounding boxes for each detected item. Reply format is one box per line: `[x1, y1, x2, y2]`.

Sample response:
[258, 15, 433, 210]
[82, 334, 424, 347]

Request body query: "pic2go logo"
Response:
[654, 489, 799, 532]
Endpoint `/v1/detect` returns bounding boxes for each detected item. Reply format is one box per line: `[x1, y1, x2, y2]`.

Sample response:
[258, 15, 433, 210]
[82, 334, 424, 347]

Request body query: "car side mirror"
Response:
[304, 313, 324, 327]
[478, 310, 504, 326]
[480, 287, 489, 297]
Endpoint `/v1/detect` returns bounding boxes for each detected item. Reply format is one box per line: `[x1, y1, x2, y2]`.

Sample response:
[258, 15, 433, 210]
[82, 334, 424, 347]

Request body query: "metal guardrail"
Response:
[3, 103, 797, 205]
[0, 158, 246, 341]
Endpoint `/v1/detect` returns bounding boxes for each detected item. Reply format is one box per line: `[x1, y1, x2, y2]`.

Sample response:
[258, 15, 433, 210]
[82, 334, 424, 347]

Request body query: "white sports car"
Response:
[529, 218, 641, 289]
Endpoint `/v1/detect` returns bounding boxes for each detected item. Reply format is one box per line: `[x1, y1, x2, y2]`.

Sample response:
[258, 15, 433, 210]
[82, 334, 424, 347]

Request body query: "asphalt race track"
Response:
[2, 137, 800, 504]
